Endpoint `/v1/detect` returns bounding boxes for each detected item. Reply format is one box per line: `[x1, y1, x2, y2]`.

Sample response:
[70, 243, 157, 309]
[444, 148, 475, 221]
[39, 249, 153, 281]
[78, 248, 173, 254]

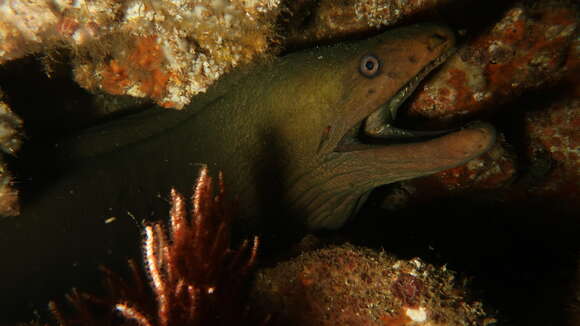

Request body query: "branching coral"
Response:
[0, 0, 282, 108]
[49, 166, 261, 326]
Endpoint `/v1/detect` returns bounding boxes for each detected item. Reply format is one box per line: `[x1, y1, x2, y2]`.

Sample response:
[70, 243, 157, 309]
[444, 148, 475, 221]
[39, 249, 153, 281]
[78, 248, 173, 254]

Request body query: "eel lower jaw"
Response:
[341, 121, 497, 175]
[334, 107, 496, 154]
[334, 122, 457, 152]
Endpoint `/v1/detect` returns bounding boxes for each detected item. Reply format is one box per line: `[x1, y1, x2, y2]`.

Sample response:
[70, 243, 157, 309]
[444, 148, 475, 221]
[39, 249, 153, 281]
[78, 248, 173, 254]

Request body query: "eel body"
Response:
[0, 24, 495, 318]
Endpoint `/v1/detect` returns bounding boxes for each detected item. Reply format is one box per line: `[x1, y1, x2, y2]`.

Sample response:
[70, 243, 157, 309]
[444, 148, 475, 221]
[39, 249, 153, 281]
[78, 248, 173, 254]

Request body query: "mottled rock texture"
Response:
[252, 243, 491, 326]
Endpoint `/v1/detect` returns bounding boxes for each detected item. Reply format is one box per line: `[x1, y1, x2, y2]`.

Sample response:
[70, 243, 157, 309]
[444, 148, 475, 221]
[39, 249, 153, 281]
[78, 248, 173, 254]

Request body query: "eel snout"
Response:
[359, 26, 458, 145]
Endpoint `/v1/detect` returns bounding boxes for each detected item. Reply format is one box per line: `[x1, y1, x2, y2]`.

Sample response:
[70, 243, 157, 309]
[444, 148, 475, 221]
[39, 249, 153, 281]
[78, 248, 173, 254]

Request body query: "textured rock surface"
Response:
[0, 91, 22, 216]
[522, 93, 578, 203]
[252, 243, 491, 326]
[284, 0, 453, 45]
[407, 1, 577, 122]
[0, 0, 281, 108]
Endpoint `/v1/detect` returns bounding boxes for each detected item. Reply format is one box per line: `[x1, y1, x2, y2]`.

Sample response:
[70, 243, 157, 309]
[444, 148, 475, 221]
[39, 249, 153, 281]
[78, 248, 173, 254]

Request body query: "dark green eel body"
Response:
[0, 24, 495, 318]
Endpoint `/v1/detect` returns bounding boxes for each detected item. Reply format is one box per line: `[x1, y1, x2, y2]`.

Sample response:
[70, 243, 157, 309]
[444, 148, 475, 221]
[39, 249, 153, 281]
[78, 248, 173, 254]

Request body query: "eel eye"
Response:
[359, 54, 381, 78]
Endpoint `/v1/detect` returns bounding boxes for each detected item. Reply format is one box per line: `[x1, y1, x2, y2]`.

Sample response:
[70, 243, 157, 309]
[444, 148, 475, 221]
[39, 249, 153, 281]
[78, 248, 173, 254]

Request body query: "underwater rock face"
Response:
[407, 1, 578, 122]
[522, 93, 579, 204]
[0, 92, 22, 216]
[285, 0, 452, 45]
[0, 0, 59, 63]
[0, 0, 281, 108]
[252, 243, 492, 326]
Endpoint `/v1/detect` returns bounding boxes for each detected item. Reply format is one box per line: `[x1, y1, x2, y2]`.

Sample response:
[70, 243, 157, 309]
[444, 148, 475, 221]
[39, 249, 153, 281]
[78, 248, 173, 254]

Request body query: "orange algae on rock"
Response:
[407, 1, 578, 122]
[0, 0, 282, 109]
[100, 60, 132, 95]
[252, 243, 490, 326]
[107, 35, 171, 100]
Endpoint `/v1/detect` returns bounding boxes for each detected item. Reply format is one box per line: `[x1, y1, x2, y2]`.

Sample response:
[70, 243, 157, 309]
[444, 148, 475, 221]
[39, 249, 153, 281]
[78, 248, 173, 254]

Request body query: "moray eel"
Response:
[0, 24, 495, 318]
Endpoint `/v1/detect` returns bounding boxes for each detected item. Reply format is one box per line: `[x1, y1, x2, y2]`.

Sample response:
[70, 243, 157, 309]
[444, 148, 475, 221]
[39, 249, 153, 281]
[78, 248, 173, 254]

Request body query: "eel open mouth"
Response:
[336, 48, 458, 152]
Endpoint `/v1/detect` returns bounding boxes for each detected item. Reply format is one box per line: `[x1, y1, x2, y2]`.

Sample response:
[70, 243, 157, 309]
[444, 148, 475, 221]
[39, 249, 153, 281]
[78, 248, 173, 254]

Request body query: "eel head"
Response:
[274, 24, 495, 229]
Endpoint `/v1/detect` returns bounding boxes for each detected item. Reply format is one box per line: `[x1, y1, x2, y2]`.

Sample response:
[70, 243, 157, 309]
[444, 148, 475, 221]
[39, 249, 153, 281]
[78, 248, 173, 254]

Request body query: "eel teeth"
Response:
[365, 124, 455, 139]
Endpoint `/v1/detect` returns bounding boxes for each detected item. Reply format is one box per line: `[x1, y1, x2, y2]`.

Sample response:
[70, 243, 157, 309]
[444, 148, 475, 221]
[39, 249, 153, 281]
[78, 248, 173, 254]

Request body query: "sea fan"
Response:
[50, 166, 262, 326]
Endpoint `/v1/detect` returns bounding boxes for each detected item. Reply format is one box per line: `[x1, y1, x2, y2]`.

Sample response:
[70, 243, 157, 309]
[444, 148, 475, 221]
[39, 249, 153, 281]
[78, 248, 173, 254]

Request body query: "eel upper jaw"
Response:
[335, 47, 456, 152]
